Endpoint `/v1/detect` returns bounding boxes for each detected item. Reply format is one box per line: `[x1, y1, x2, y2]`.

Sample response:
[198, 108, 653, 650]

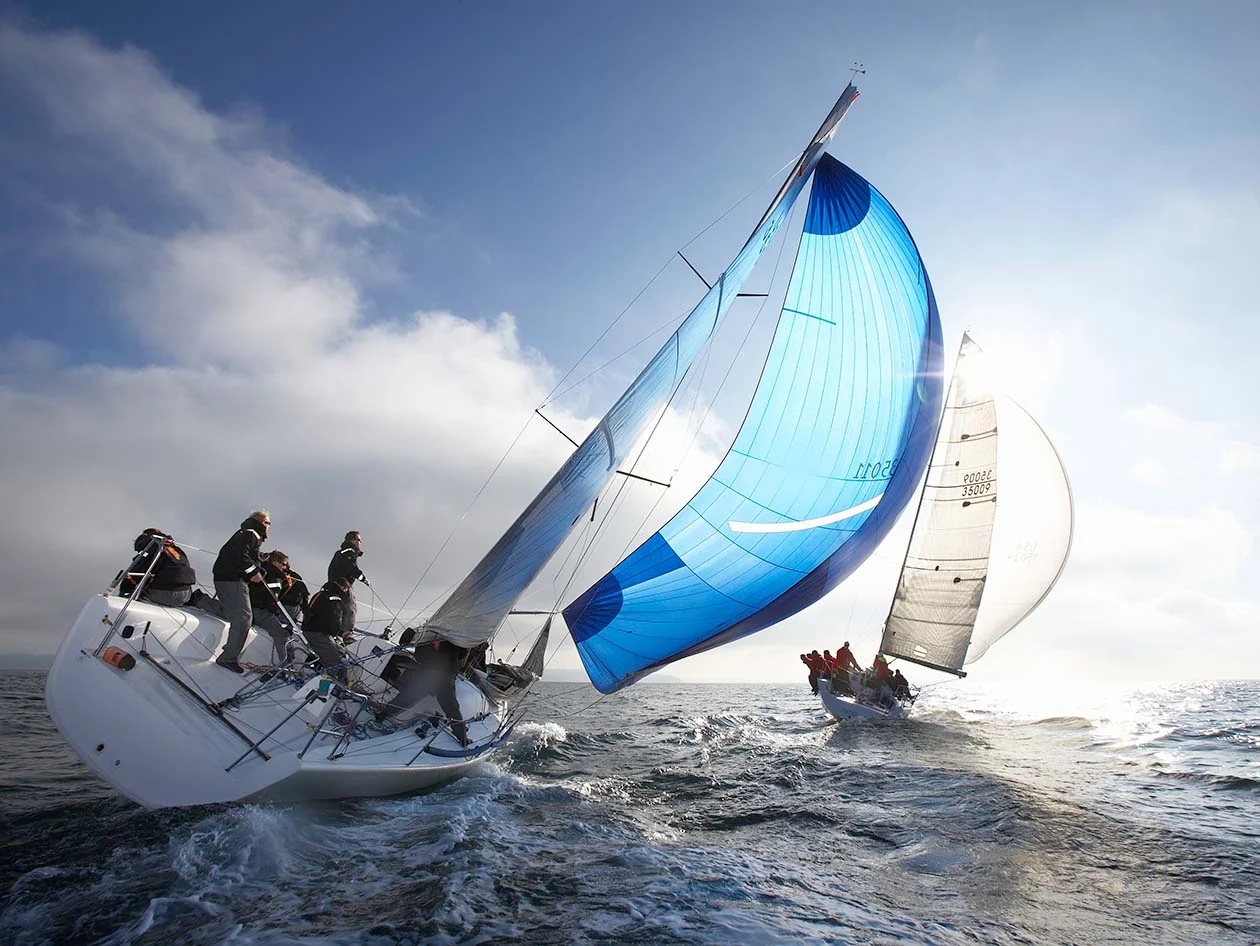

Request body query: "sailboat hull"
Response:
[817, 675, 911, 721]
[46, 596, 505, 808]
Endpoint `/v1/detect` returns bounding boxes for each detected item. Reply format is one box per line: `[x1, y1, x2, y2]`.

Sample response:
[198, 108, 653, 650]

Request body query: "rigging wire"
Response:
[540, 150, 801, 409]
[513, 682, 616, 720]
[544, 185, 805, 612]
[398, 150, 808, 681]
[391, 410, 542, 621]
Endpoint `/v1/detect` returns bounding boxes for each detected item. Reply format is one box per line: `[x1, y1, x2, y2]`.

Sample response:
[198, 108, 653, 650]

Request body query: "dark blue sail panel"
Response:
[565, 155, 944, 692]
[427, 88, 862, 647]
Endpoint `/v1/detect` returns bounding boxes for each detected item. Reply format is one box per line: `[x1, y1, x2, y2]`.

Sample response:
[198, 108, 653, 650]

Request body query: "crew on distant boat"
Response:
[250, 550, 296, 664]
[211, 510, 270, 674]
[118, 528, 198, 607]
[871, 654, 895, 706]
[328, 530, 368, 636]
[302, 577, 354, 682]
[801, 651, 827, 695]
[891, 668, 912, 701]
[835, 641, 860, 674]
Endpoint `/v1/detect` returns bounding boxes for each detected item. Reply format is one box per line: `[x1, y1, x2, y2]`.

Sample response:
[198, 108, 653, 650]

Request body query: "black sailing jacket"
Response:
[212, 518, 266, 582]
[302, 581, 348, 638]
[327, 543, 363, 585]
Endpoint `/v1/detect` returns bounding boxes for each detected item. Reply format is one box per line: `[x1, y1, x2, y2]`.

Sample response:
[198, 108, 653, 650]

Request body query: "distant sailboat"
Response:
[819, 334, 1075, 721]
[47, 80, 945, 807]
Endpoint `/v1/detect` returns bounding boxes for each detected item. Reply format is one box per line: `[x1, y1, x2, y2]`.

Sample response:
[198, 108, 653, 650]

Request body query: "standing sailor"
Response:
[212, 510, 270, 673]
[327, 531, 367, 636]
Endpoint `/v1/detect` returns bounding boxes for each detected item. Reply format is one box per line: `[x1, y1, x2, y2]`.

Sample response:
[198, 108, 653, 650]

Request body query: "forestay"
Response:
[565, 154, 944, 693]
[427, 86, 862, 648]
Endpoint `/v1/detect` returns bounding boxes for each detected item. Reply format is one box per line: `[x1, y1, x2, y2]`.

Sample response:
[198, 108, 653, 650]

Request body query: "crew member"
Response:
[211, 511, 269, 673]
[119, 528, 197, 607]
[328, 531, 368, 636]
[250, 550, 295, 664]
[302, 577, 353, 682]
[377, 637, 469, 746]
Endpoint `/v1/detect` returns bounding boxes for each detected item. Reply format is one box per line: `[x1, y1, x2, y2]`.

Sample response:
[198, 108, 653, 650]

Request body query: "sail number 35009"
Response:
[961, 469, 993, 497]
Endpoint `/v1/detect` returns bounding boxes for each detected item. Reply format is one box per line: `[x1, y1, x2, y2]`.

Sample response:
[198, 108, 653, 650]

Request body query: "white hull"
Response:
[818, 675, 911, 721]
[46, 595, 508, 808]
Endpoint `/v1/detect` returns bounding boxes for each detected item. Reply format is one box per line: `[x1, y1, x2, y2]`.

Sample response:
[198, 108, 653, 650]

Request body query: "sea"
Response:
[0, 670, 1256, 946]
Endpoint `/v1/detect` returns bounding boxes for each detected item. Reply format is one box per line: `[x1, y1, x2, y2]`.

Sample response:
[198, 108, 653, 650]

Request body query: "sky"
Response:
[0, 1, 1256, 686]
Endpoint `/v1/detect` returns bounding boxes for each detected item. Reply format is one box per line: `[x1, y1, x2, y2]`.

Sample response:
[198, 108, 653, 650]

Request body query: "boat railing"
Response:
[88, 536, 503, 761]
[94, 534, 168, 656]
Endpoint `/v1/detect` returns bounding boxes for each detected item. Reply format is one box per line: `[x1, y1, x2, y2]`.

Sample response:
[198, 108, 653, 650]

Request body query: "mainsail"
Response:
[565, 154, 945, 693]
[878, 336, 1074, 674]
[427, 85, 863, 647]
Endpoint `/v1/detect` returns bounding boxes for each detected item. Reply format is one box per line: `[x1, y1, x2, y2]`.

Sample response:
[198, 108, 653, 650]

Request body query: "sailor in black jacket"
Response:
[250, 550, 297, 664]
[119, 529, 198, 606]
[327, 531, 367, 635]
[302, 578, 352, 682]
[376, 638, 469, 745]
[211, 511, 269, 672]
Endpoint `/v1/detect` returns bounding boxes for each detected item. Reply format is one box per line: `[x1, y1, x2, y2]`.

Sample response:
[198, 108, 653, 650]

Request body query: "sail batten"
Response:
[565, 154, 944, 693]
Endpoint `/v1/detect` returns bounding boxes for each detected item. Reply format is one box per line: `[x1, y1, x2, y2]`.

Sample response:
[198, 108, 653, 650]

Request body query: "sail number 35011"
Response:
[853, 458, 901, 480]
[961, 469, 993, 497]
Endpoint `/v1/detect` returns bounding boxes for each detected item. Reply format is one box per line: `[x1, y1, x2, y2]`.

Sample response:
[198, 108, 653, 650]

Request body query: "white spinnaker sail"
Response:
[966, 394, 1074, 663]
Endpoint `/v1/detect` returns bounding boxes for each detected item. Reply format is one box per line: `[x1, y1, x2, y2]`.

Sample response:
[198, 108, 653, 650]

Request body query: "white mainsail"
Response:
[879, 334, 1073, 674]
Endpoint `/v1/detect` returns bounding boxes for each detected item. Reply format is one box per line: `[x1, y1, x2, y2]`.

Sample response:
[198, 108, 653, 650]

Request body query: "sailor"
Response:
[835, 641, 861, 673]
[119, 528, 197, 607]
[211, 511, 270, 673]
[327, 531, 368, 636]
[302, 577, 353, 682]
[871, 654, 895, 706]
[377, 637, 469, 746]
[278, 562, 311, 625]
[891, 668, 912, 701]
[250, 550, 295, 664]
[802, 651, 827, 695]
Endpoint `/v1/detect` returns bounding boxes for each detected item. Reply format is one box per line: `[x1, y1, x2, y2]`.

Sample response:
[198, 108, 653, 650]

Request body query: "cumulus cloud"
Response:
[0, 22, 381, 366]
[0, 24, 575, 654]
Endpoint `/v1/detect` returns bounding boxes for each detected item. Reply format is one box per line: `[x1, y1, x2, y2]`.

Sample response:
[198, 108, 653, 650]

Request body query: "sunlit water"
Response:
[1, 671, 1256, 945]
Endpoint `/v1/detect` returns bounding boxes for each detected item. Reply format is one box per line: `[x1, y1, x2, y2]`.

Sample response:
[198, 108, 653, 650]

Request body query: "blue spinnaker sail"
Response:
[428, 87, 862, 647]
[564, 154, 944, 692]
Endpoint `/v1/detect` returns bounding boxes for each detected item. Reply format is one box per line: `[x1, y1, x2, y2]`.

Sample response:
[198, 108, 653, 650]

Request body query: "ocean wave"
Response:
[1027, 714, 1094, 729]
[1148, 768, 1260, 792]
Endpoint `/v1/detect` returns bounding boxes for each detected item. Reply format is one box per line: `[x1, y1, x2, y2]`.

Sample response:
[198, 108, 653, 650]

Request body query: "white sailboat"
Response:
[820, 334, 1075, 721]
[47, 79, 948, 806]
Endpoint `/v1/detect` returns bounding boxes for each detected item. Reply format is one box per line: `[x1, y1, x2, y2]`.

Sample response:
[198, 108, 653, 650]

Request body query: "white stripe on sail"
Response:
[728, 494, 883, 534]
